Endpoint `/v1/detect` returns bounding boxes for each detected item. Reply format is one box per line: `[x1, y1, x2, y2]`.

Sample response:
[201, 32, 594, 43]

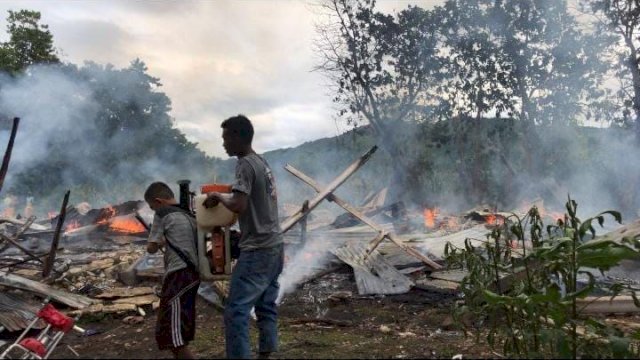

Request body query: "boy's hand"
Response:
[203, 192, 221, 208]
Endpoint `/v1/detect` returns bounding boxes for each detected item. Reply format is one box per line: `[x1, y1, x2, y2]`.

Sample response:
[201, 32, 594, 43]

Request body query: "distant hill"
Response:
[212, 125, 391, 211]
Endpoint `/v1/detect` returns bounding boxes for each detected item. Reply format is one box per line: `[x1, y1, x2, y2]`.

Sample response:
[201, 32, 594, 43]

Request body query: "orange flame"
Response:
[109, 216, 146, 234]
[423, 208, 439, 228]
[65, 220, 81, 232]
[484, 214, 504, 225]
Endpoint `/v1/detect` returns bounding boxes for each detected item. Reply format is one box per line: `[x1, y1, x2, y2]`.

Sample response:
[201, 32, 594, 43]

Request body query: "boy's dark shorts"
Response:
[155, 267, 200, 350]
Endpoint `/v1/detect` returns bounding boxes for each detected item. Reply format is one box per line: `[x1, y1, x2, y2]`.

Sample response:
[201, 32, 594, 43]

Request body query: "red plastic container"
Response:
[201, 184, 232, 194]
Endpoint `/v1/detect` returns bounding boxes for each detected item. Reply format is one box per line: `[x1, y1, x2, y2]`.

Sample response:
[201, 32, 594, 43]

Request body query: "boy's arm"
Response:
[147, 214, 165, 254]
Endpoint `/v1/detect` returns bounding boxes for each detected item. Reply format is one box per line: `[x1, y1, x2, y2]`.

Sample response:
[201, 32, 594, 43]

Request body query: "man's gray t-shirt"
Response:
[148, 211, 198, 275]
[232, 153, 282, 251]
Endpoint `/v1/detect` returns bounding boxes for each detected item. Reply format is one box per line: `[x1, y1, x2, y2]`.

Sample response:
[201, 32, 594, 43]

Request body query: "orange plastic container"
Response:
[201, 184, 232, 194]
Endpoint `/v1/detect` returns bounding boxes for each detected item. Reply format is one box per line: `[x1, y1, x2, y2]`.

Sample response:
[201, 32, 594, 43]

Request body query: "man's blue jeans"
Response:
[224, 244, 284, 359]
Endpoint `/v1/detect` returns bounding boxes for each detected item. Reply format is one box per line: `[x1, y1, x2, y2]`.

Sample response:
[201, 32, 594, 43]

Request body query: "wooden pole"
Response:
[42, 190, 70, 277]
[280, 146, 377, 233]
[0, 117, 19, 193]
[284, 164, 442, 270]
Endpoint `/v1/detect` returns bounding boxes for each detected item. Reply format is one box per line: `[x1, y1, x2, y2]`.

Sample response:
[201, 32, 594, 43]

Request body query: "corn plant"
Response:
[445, 197, 640, 358]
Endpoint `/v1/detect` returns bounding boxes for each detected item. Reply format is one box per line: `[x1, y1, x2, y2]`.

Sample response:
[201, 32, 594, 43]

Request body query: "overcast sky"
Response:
[0, 0, 439, 158]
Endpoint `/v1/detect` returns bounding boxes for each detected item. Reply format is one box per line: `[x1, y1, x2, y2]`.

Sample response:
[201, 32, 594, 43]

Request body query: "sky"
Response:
[0, 0, 439, 158]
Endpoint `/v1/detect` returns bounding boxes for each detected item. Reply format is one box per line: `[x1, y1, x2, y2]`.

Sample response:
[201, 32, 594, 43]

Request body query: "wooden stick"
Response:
[280, 146, 377, 233]
[284, 164, 443, 270]
[0, 233, 43, 263]
[0, 117, 19, 193]
[42, 190, 70, 277]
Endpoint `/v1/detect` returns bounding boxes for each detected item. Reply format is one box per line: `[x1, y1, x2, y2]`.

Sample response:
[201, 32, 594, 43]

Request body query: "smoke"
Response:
[277, 234, 341, 303]
[0, 63, 216, 216]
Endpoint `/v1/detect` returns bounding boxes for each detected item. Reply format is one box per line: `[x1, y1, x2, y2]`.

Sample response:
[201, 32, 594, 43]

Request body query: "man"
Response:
[204, 114, 283, 359]
[145, 182, 200, 359]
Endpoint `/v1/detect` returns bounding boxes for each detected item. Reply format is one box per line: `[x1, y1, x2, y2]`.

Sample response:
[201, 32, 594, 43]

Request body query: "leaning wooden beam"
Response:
[0, 271, 96, 309]
[280, 146, 377, 233]
[0, 117, 19, 193]
[42, 190, 71, 278]
[0, 233, 44, 264]
[284, 164, 442, 270]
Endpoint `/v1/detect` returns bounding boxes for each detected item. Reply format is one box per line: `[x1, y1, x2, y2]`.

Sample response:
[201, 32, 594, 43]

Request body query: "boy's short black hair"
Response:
[144, 182, 174, 201]
[221, 114, 254, 144]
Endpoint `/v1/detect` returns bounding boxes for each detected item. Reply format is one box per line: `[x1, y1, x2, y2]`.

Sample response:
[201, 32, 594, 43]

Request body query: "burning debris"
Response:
[0, 124, 638, 359]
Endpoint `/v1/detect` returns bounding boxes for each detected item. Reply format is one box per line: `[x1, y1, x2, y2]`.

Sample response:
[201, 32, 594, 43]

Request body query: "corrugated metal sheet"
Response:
[0, 292, 44, 332]
[332, 241, 413, 295]
[418, 225, 492, 258]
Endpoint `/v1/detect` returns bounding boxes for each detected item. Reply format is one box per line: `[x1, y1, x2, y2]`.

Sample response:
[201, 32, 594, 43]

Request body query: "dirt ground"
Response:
[43, 270, 493, 359]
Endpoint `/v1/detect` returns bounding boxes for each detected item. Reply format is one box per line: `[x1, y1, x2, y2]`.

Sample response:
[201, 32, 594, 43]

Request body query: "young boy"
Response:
[144, 182, 200, 359]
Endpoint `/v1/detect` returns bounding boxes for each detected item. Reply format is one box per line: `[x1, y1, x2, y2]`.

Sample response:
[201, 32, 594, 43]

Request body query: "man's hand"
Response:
[147, 242, 159, 254]
[203, 192, 221, 208]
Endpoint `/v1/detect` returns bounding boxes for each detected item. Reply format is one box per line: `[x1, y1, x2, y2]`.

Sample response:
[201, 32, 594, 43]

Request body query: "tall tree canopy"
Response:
[0, 10, 59, 74]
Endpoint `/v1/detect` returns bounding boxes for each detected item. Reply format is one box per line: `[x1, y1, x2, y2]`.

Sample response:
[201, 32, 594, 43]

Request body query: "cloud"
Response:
[0, 0, 439, 159]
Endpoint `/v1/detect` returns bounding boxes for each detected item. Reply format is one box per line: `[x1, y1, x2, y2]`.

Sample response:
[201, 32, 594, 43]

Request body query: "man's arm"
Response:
[204, 191, 248, 214]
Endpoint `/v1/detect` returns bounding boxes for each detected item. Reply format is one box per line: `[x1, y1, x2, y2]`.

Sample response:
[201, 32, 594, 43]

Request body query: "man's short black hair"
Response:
[221, 114, 254, 144]
[144, 182, 174, 201]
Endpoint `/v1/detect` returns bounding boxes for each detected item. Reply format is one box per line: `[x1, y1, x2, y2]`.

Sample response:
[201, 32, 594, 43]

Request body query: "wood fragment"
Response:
[286, 318, 353, 327]
[112, 294, 159, 306]
[95, 287, 155, 299]
[69, 303, 136, 316]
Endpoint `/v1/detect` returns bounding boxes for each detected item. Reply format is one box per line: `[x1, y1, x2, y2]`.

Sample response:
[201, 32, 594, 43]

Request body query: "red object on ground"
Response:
[19, 338, 46, 357]
[201, 184, 232, 194]
[37, 303, 74, 333]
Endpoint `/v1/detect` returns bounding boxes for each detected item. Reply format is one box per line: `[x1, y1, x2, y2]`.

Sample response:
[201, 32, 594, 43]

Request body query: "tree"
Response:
[434, 0, 609, 203]
[586, 0, 640, 142]
[0, 10, 59, 74]
[315, 0, 445, 207]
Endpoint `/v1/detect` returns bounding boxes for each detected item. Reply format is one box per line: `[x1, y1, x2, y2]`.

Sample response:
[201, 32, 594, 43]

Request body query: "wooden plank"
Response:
[0, 271, 96, 309]
[284, 163, 442, 270]
[332, 241, 413, 295]
[113, 294, 159, 306]
[95, 287, 155, 299]
[280, 146, 377, 233]
[415, 278, 460, 294]
[69, 303, 137, 316]
[577, 296, 640, 314]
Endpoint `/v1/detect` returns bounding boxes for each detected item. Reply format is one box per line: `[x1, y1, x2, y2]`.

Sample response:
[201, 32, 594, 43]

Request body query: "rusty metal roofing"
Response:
[0, 292, 44, 332]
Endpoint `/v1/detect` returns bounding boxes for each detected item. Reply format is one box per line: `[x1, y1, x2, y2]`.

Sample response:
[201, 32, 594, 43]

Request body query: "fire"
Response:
[109, 216, 146, 234]
[65, 220, 81, 232]
[97, 205, 117, 224]
[537, 205, 564, 222]
[484, 214, 504, 225]
[423, 208, 439, 228]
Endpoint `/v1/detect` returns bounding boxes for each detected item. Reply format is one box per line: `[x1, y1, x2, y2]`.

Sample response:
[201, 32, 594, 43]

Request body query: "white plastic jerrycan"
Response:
[194, 184, 237, 279]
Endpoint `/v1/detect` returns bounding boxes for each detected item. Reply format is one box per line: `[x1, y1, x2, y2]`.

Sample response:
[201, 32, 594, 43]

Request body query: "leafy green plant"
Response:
[445, 197, 640, 358]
